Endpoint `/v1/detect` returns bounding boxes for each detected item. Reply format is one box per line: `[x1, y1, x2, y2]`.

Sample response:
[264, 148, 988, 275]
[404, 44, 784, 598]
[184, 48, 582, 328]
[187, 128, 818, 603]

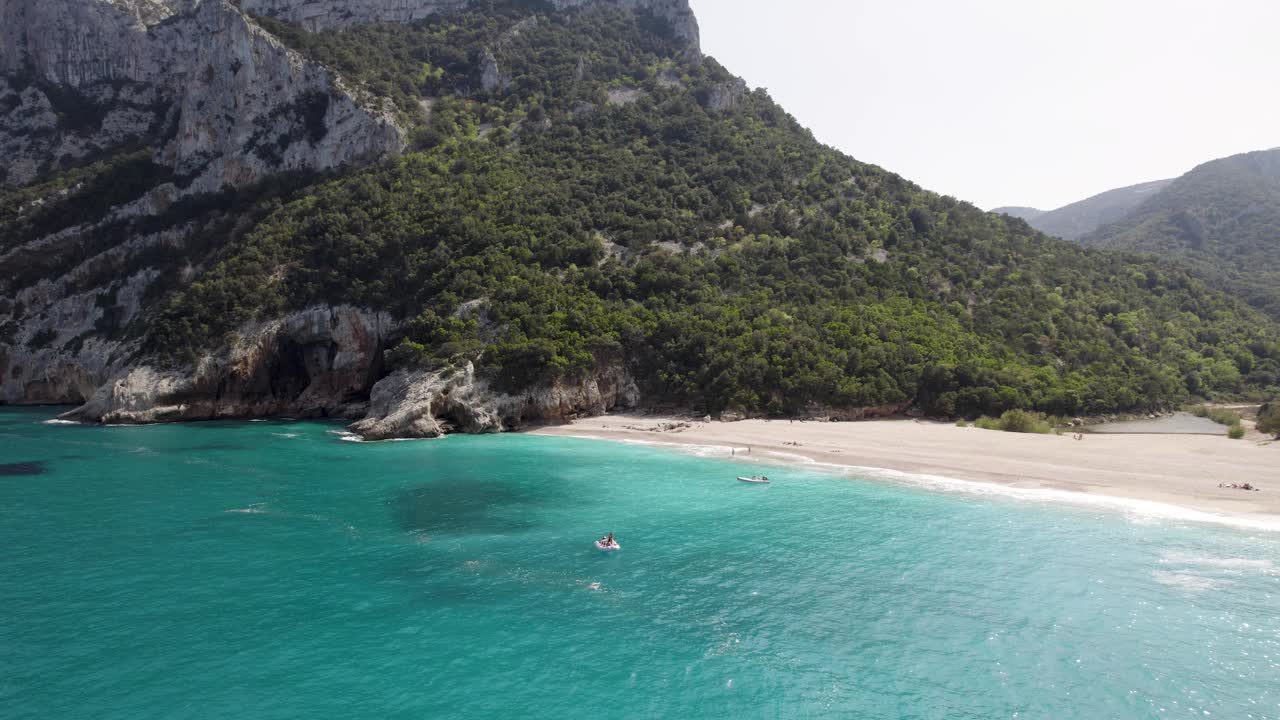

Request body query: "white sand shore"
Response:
[530, 415, 1280, 520]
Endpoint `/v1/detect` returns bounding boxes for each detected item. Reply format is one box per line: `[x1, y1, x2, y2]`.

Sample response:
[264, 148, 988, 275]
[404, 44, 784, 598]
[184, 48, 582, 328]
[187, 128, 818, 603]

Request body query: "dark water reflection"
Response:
[0, 461, 48, 476]
[391, 479, 568, 536]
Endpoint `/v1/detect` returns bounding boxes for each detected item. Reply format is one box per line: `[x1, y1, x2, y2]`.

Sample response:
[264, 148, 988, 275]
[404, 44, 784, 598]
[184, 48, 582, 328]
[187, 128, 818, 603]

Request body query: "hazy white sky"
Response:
[690, 0, 1280, 210]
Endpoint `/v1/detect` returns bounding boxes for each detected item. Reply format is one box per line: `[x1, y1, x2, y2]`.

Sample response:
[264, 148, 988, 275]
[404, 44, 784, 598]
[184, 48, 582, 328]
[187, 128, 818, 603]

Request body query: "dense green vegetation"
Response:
[1258, 402, 1280, 438]
[1187, 404, 1242, 427]
[0, 150, 172, 252]
[1187, 405, 1249, 439]
[138, 2, 1280, 417]
[6, 2, 1278, 420]
[1080, 149, 1280, 318]
[972, 410, 1059, 434]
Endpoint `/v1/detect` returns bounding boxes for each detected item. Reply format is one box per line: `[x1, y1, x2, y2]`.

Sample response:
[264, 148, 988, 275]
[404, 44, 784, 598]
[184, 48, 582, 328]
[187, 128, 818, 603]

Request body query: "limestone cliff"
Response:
[58, 306, 640, 436]
[62, 305, 397, 423]
[235, 0, 698, 46]
[350, 361, 639, 440]
[1, 0, 405, 190]
[2, 0, 701, 436]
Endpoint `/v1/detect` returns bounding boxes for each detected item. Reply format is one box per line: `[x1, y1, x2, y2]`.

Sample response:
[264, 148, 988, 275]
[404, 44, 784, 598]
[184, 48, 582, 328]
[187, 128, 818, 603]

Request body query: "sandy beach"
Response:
[531, 415, 1280, 522]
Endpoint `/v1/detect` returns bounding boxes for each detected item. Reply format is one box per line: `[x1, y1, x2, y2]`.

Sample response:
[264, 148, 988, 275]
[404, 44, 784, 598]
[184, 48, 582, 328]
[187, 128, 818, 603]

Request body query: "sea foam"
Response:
[326, 429, 364, 443]
[1159, 552, 1276, 574]
[1151, 570, 1231, 593]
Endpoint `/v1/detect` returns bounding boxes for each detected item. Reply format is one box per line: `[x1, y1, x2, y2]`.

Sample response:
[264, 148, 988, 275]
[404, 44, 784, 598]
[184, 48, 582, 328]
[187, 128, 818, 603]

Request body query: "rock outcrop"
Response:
[61, 305, 397, 423]
[349, 361, 640, 441]
[235, 0, 699, 48]
[554, 0, 698, 47]
[705, 78, 747, 113]
[55, 308, 641, 438]
[0, 0, 697, 188]
[1, 0, 405, 190]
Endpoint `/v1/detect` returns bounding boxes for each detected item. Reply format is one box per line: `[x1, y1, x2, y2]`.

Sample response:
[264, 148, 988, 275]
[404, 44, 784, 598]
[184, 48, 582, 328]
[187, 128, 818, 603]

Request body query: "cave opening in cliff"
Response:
[266, 338, 313, 404]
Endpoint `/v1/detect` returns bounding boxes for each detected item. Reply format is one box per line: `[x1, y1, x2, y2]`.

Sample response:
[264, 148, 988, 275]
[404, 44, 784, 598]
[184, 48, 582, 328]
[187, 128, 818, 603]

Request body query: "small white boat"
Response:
[737, 475, 770, 484]
[595, 540, 621, 552]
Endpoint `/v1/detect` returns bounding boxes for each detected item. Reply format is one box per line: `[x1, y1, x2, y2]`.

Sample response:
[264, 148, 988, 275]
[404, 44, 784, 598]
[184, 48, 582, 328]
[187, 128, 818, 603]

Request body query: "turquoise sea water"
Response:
[1, 407, 1278, 719]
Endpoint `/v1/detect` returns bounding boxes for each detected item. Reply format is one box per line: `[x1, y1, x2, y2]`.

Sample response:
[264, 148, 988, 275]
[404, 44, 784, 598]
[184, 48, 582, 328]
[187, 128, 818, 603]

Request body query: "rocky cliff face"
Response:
[62, 305, 397, 423]
[3, 0, 699, 436]
[554, 0, 698, 47]
[235, 0, 699, 47]
[1, 0, 697, 187]
[57, 303, 639, 437]
[350, 361, 639, 440]
[1, 0, 405, 190]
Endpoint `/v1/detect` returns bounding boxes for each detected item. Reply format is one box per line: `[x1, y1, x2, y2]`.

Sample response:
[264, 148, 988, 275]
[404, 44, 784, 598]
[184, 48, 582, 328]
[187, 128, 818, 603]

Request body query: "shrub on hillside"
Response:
[997, 409, 1052, 434]
[1257, 402, 1280, 437]
[1188, 405, 1243, 426]
[972, 410, 1055, 434]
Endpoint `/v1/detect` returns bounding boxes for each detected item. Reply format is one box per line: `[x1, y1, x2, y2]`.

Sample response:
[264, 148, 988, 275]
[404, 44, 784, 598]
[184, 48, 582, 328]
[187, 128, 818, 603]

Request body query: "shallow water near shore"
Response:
[2, 407, 1278, 719]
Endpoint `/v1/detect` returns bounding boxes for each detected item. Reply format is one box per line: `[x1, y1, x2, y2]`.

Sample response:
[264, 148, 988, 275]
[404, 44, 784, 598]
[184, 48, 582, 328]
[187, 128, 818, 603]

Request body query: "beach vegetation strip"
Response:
[971, 409, 1063, 434]
[1258, 401, 1280, 438]
[1187, 405, 1250, 438]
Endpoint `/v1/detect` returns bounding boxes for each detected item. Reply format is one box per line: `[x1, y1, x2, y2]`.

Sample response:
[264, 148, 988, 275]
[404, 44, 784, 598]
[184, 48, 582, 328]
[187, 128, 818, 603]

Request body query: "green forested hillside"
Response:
[11, 2, 1280, 417]
[1080, 149, 1280, 316]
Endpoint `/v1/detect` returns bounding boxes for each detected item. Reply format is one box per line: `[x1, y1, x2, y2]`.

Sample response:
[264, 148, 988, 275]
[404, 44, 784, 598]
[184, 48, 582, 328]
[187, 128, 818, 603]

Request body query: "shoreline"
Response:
[530, 414, 1280, 530]
[23, 406, 1280, 527]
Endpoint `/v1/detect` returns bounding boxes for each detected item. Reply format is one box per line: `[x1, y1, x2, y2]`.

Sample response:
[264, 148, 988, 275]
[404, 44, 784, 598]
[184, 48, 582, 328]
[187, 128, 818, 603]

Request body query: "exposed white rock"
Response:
[705, 77, 746, 113]
[1, 0, 406, 189]
[350, 365, 494, 440]
[55, 303, 640, 436]
[2, 0, 699, 187]
[479, 48, 506, 93]
[61, 305, 399, 423]
[605, 86, 644, 106]
[237, 0, 470, 30]
[236, 0, 698, 48]
[350, 360, 640, 440]
[553, 0, 699, 48]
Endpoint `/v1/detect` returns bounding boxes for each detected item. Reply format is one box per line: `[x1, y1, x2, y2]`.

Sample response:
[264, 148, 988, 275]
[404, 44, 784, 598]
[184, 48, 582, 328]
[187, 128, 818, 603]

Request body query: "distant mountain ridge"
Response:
[995, 147, 1280, 315]
[988, 206, 1042, 223]
[1079, 148, 1280, 315]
